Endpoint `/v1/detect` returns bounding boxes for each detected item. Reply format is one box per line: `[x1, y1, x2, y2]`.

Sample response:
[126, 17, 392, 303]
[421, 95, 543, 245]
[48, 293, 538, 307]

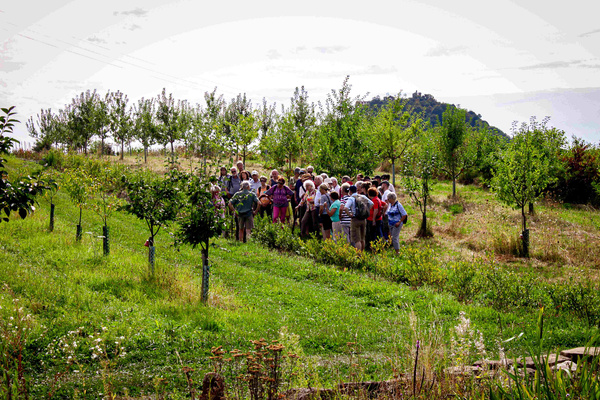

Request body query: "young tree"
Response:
[176, 174, 226, 303]
[94, 94, 111, 157]
[156, 88, 182, 164]
[26, 108, 59, 151]
[132, 98, 158, 164]
[315, 76, 376, 176]
[190, 89, 227, 175]
[230, 111, 259, 167]
[260, 106, 300, 171]
[40, 168, 60, 232]
[290, 86, 316, 161]
[402, 128, 438, 237]
[438, 106, 483, 198]
[371, 93, 422, 187]
[120, 169, 184, 272]
[223, 93, 253, 162]
[66, 90, 100, 154]
[107, 90, 132, 160]
[63, 167, 93, 242]
[526, 117, 566, 214]
[89, 166, 123, 255]
[1, 106, 49, 223]
[491, 118, 556, 257]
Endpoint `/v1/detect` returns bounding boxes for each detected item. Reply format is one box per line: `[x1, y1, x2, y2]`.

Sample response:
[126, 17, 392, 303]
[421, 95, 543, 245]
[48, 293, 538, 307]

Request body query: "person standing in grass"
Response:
[297, 180, 317, 239]
[380, 180, 393, 239]
[327, 191, 343, 241]
[239, 170, 250, 182]
[227, 167, 242, 199]
[217, 166, 230, 192]
[229, 181, 259, 242]
[250, 170, 261, 192]
[338, 184, 353, 244]
[269, 169, 280, 187]
[366, 187, 384, 250]
[257, 176, 272, 218]
[344, 185, 373, 251]
[386, 192, 407, 255]
[317, 183, 333, 239]
[265, 177, 294, 224]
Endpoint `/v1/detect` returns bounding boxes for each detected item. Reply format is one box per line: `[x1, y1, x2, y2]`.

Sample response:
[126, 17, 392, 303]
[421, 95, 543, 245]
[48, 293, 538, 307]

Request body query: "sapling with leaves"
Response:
[63, 168, 93, 242]
[40, 169, 60, 232]
[120, 169, 184, 273]
[402, 128, 439, 237]
[176, 174, 227, 303]
[491, 118, 555, 257]
[89, 167, 123, 255]
[371, 93, 423, 187]
[438, 106, 485, 198]
[1, 106, 50, 223]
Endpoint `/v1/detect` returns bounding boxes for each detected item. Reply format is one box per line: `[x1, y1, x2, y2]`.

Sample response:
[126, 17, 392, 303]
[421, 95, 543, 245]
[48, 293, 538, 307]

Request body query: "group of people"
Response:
[213, 161, 408, 253]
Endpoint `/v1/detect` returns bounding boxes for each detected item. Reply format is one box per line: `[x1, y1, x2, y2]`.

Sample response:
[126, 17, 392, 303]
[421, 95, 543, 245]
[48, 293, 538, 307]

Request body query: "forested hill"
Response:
[364, 91, 508, 139]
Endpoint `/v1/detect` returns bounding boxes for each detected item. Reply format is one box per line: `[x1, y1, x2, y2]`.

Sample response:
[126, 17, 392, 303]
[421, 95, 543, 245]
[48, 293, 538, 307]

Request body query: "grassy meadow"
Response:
[1, 152, 600, 398]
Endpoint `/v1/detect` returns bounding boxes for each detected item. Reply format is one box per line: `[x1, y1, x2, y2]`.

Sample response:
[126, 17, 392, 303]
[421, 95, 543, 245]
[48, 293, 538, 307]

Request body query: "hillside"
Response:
[2, 154, 600, 398]
[364, 92, 509, 139]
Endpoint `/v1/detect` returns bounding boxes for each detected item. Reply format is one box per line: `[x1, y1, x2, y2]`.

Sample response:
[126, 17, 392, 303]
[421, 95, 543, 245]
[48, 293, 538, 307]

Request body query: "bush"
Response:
[446, 260, 486, 302]
[482, 267, 546, 310]
[40, 149, 65, 169]
[304, 236, 375, 271]
[548, 280, 600, 328]
[252, 216, 304, 255]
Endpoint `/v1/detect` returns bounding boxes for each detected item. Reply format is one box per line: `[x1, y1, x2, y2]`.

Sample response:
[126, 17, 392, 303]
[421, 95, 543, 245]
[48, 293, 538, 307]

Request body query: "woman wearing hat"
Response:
[257, 176, 272, 218]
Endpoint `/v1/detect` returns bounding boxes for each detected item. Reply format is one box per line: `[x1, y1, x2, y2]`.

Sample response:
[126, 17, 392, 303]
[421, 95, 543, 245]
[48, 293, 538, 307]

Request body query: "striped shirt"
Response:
[339, 195, 352, 225]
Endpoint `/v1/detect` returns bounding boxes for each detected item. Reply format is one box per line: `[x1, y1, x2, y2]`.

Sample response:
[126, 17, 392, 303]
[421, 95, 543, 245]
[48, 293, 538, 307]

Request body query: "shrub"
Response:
[446, 261, 486, 302]
[252, 216, 304, 255]
[482, 267, 546, 310]
[548, 280, 600, 328]
[304, 236, 374, 271]
[375, 245, 444, 287]
[40, 149, 65, 169]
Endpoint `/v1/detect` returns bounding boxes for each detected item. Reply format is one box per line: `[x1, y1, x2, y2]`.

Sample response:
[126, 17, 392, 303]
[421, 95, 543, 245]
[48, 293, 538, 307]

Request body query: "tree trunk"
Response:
[392, 159, 396, 187]
[49, 203, 55, 232]
[144, 146, 148, 163]
[148, 235, 155, 274]
[102, 225, 109, 256]
[452, 177, 457, 198]
[418, 196, 429, 237]
[529, 202, 534, 215]
[76, 207, 82, 242]
[201, 244, 210, 303]
[120, 140, 124, 160]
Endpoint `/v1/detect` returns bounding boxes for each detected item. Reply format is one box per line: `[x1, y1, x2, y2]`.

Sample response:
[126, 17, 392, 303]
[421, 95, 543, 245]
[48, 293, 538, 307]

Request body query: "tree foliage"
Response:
[492, 118, 556, 234]
[120, 169, 184, 242]
[314, 76, 376, 176]
[402, 128, 438, 237]
[438, 106, 486, 197]
[370, 93, 422, 186]
[1, 106, 49, 223]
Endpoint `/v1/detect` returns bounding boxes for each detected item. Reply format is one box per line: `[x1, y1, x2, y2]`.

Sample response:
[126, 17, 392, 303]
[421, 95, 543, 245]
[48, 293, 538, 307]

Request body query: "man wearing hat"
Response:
[250, 170, 261, 192]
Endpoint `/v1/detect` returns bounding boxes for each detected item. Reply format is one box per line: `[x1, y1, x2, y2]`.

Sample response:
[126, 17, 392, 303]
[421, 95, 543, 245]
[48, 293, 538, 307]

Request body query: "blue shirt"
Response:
[387, 201, 407, 226]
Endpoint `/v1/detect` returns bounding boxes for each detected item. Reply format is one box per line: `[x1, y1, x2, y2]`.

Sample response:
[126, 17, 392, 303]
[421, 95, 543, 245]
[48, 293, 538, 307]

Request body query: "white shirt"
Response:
[250, 179, 261, 192]
[382, 189, 392, 202]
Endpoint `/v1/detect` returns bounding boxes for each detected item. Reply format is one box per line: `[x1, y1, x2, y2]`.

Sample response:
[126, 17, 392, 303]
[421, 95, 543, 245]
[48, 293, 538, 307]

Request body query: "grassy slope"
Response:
[1, 155, 599, 397]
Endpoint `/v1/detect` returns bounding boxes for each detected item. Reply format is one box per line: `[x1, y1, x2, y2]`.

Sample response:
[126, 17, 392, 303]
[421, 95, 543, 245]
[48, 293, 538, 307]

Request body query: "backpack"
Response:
[354, 195, 371, 220]
[393, 202, 408, 225]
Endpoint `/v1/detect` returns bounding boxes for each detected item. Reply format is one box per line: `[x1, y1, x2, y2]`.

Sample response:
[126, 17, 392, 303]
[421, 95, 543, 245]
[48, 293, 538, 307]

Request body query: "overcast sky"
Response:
[1, 0, 599, 144]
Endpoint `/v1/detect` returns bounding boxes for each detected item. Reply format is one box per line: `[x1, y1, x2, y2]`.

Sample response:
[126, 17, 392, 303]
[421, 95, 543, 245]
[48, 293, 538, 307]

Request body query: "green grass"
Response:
[2, 155, 600, 398]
